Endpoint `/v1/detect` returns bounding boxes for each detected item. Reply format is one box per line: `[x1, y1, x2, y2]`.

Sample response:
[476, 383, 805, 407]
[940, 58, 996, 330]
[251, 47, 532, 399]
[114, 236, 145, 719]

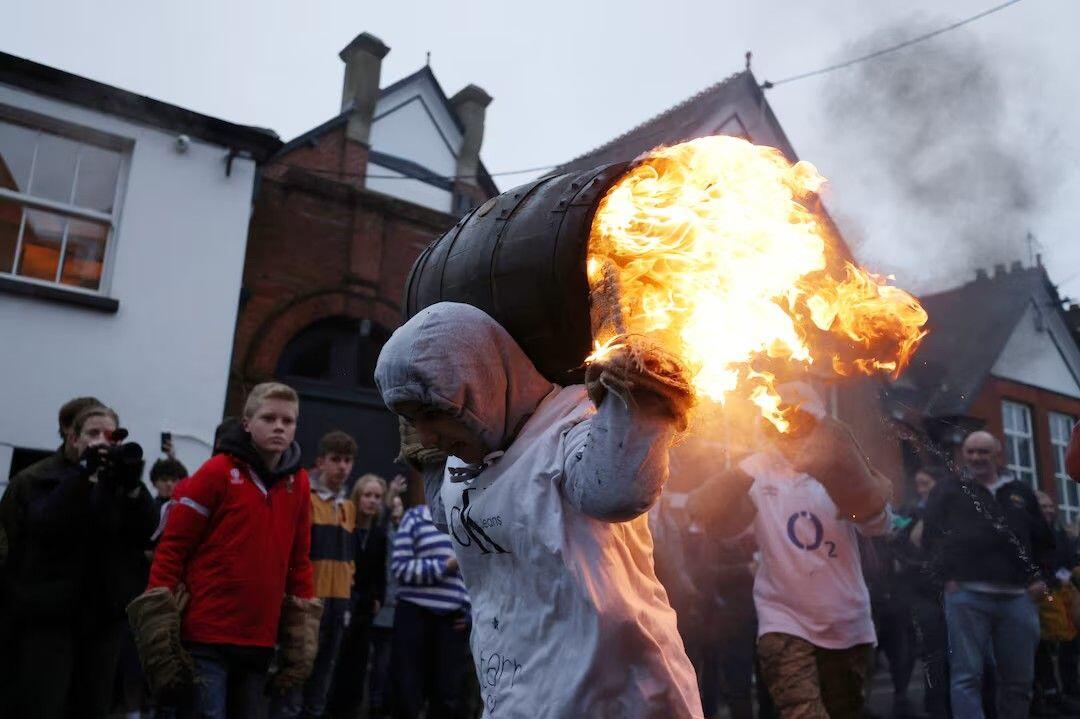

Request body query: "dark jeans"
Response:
[1062, 634, 1080, 695]
[15, 617, 126, 719]
[179, 643, 271, 719]
[271, 598, 348, 719]
[326, 605, 374, 718]
[911, 593, 951, 718]
[944, 589, 1039, 719]
[876, 596, 915, 706]
[391, 601, 469, 719]
[369, 626, 394, 714]
[711, 611, 755, 719]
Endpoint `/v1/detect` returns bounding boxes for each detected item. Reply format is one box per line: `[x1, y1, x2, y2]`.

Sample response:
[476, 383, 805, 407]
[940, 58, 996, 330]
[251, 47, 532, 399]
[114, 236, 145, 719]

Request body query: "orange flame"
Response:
[586, 136, 927, 432]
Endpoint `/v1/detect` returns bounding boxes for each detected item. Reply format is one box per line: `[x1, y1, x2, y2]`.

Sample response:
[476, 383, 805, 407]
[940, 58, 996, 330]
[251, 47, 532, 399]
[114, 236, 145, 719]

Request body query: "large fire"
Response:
[586, 135, 927, 432]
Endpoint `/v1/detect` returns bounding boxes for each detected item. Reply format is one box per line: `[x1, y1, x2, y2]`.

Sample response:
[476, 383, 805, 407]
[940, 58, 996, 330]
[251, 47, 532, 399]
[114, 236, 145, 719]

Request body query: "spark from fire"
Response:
[586, 136, 928, 432]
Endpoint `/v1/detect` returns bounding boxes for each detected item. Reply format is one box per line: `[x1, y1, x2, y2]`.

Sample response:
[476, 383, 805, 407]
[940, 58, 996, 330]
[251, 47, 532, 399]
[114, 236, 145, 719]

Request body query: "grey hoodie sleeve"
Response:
[560, 392, 675, 522]
[421, 461, 449, 533]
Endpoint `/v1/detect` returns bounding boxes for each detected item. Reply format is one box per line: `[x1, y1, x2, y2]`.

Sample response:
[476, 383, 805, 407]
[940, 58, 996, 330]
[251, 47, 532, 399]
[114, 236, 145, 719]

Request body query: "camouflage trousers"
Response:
[757, 632, 873, 719]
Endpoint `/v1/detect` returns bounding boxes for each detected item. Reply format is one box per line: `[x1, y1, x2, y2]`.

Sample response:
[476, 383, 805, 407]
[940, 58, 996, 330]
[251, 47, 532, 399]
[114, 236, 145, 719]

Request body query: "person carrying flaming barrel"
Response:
[688, 384, 894, 719]
[374, 301, 703, 718]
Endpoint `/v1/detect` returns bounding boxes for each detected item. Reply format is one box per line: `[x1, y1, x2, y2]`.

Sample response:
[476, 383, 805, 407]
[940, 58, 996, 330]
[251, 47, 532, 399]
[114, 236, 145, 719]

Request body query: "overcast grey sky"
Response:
[6, 0, 1076, 300]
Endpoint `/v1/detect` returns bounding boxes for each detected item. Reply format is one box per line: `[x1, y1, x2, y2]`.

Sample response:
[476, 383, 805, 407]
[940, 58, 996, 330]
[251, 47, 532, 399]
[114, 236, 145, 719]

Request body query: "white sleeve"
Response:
[853, 505, 892, 537]
[560, 391, 676, 522]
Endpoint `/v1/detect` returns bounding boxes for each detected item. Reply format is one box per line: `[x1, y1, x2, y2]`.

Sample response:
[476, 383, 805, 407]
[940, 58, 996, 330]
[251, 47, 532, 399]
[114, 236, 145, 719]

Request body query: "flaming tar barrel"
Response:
[404, 162, 630, 384]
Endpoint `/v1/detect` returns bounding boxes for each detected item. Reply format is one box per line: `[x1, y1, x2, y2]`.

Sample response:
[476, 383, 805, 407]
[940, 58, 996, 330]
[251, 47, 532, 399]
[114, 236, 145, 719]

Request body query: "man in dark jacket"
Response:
[0, 403, 157, 718]
[923, 430, 1055, 719]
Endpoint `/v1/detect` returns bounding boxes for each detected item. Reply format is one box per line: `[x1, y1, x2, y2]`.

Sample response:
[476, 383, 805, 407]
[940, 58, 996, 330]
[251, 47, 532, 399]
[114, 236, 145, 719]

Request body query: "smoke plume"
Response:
[820, 18, 1060, 291]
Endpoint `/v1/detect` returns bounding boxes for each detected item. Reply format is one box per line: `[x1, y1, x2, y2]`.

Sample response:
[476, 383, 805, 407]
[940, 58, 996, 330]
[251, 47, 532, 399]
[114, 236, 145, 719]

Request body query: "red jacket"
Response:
[148, 453, 314, 648]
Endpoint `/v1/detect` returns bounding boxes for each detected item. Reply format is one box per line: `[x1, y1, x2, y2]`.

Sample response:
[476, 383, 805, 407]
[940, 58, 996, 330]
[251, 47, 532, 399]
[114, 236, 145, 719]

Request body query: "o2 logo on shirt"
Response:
[786, 511, 837, 557]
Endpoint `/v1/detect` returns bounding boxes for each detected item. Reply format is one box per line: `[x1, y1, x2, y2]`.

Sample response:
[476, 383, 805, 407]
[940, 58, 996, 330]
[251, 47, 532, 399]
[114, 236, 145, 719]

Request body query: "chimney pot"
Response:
[450, 84, 493, 186]
[975, 268, 989, 281]
[993, 263, 1007, 278]
[1010, 260, 1023, 273]
[339, 32, 390, 145]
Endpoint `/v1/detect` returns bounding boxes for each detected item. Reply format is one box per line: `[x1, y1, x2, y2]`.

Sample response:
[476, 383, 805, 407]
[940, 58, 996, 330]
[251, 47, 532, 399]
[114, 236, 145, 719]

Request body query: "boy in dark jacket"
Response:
[923, 430, 1055, 719]
[130, 382, 321, 718]
[1, 402, 156, 718]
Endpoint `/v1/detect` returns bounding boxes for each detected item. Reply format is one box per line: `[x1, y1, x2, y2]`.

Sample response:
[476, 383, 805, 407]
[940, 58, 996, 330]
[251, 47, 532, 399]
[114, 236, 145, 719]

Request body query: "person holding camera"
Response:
[0, 402, 157, 718]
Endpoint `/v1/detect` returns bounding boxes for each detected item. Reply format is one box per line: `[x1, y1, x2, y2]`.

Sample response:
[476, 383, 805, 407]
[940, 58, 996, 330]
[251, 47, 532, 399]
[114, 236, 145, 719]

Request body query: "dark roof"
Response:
[555, 70, 798, 174]
[275, 64, 497, 197]
[904, 265, 1056, 417]
[0, 51, 281, 160]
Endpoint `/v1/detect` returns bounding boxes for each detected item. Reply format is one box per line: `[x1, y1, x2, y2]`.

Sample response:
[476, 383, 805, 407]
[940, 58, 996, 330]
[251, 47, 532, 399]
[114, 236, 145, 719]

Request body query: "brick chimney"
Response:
[448, 85, 493, 214]
[1067, 304, 1080, 337]
[339, 32, 390, 146]
[975, 267, 989, 281]
[1009, 260, 1023, 273]
[450, 85, 493, 182]
[993, 263, 1007, 278]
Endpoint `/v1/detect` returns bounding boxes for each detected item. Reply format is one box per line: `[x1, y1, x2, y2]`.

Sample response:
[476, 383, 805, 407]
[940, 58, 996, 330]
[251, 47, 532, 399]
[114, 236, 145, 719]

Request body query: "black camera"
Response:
[80, 431, 145, 491]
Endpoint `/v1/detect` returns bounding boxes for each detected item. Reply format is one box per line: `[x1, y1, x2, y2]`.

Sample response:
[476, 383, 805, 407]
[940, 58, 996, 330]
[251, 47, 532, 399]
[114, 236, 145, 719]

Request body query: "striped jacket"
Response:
[309, 484, 357, 600]
[391, 505, 468, 614]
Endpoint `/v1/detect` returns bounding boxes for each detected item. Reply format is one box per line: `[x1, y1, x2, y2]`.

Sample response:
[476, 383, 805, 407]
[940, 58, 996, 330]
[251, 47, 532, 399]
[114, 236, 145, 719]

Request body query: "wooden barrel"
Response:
[404, 162, 629, 384]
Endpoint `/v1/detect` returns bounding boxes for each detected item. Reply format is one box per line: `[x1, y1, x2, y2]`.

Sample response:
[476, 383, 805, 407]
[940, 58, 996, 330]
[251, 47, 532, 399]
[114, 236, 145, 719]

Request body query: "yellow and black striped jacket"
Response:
[309, 488, 357, 600]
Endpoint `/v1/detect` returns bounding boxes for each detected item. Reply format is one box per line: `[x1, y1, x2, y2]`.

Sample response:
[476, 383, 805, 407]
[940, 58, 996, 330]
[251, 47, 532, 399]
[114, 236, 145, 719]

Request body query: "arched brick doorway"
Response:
[275, 315, 400, 484]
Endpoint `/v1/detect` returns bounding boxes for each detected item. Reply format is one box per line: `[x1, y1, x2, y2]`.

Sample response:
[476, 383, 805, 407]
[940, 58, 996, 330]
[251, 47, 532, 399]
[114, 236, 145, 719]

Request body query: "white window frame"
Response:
[1002, 399, 1038, 488]
[1050, 412, 1078, 524]
[0, 105, 129, 295]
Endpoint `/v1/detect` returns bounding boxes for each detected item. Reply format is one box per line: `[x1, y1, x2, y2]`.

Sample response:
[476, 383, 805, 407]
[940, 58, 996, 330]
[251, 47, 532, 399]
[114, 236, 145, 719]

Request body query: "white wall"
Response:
[0, 83, 258, 488]
[370, 97, 458, 178]
[992, 303, 1080, 397]
[364, 161, 452, 213]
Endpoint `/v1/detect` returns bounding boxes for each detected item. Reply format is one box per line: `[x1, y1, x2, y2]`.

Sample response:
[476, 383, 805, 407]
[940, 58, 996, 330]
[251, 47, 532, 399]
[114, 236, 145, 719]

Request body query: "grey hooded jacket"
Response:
[375, 302, 702, 719]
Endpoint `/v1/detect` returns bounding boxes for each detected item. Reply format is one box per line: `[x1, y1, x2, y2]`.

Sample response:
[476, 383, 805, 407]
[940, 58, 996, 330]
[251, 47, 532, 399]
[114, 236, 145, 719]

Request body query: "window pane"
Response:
[0, 197, 22, 273]
[17, 208, 66, 281]
[73, 145, 121, 212]
[60, 218, 107, 289]
[1018, 437, 1033, 468]
[0, 122, 37, 193]
[29, 133, 78, 203]
[1003, 402, 1019, 431]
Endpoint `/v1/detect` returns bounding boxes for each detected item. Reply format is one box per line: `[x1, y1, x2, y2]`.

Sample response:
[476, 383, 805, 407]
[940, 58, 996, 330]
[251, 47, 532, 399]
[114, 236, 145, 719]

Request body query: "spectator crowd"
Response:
[0, 376, 1079, 719]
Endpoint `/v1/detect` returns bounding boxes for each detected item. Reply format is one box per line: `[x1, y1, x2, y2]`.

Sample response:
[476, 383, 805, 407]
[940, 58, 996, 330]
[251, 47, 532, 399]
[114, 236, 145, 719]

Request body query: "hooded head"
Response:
[374, 302, 555, 461]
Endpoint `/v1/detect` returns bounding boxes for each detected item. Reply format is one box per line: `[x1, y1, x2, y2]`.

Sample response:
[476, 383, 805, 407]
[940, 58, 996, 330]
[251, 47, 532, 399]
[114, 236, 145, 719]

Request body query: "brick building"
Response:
[226, 32, 498, 479]
[892, 261, 1080, 519]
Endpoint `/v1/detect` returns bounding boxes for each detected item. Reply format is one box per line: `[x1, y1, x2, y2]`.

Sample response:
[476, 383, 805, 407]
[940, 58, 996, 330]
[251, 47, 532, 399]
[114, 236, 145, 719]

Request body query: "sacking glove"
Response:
[126, 587, 194, 700]
[273, 595, 324, 691]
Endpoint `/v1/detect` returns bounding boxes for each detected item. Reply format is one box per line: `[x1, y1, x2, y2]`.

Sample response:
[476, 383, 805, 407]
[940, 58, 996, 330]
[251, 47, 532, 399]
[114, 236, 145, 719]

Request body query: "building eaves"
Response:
[555, 70, 756, 174]
[378, 65, 465, 135]
[271, 106, 353, 160]
[278, 65, 498, 196]
[907, 267, 1051, 417]
[0, 51, 281, 160]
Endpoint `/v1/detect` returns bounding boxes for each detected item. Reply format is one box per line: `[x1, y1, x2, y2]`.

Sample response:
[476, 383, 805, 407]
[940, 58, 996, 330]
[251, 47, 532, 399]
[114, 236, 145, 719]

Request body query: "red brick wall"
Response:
[966, 376, 1080, 496]
[226, 127, 459, 414]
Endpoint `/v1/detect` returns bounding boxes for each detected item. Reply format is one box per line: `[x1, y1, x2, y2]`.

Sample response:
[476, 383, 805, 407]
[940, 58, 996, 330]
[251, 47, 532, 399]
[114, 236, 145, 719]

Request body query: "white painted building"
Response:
[0, 51, 280, 488]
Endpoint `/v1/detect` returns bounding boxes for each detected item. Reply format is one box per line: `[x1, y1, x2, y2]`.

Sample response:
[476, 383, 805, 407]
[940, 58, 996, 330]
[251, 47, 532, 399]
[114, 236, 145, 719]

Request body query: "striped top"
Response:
[309, 488, 357, 600]
[391, 505, 469, 614]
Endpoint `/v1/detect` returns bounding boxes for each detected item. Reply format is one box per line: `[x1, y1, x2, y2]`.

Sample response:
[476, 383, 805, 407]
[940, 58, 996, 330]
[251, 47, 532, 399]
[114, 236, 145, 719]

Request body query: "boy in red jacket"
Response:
[128, 382, 322, 718]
